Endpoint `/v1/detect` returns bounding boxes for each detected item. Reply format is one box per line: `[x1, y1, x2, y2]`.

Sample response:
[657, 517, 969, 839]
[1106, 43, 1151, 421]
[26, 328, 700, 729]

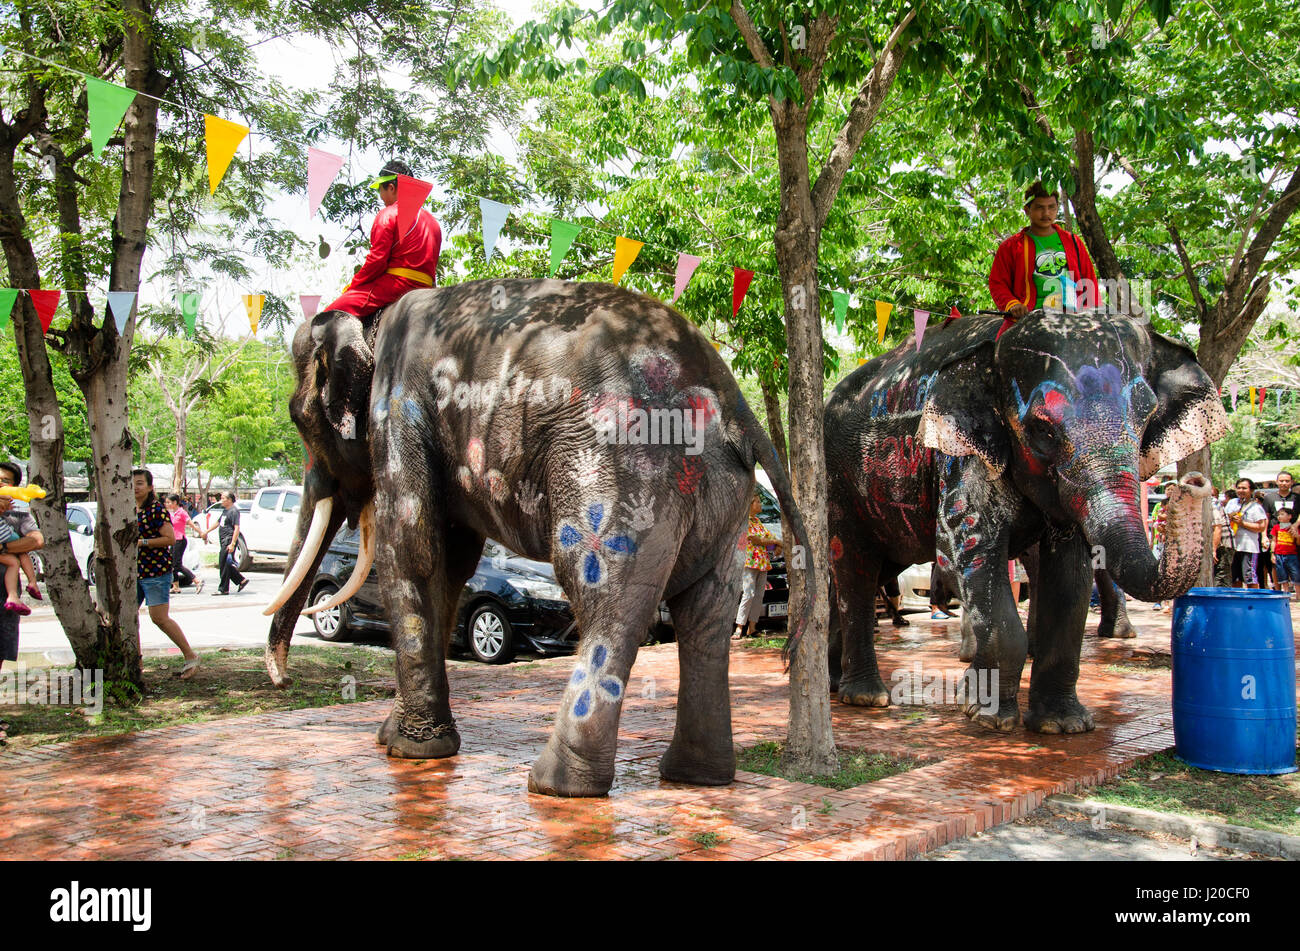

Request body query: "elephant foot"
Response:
[1097, 619, 1138, 639]
[1025, 695, 1095, 734]
[837, 674, 891, 707]
[958, 628, 977, 662]
[527, 743, 613, 798]
[385, 716, 460, 759]
[376, 711, 398, 746]
[963, 695, 1020, 732]
[659, 739, 735, 787]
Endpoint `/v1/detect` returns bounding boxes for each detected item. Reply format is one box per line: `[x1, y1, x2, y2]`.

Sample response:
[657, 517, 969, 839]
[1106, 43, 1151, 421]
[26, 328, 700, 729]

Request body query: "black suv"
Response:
[307, 529, 578, 663]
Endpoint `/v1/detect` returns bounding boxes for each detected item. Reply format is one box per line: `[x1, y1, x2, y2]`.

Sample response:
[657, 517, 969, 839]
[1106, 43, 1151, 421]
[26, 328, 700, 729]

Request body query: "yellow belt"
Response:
[386, 266, 434, 286]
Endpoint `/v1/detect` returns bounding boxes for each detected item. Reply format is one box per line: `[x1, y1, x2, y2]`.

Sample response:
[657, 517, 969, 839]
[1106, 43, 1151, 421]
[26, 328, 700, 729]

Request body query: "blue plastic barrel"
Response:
[1170, 588, 1297, 775]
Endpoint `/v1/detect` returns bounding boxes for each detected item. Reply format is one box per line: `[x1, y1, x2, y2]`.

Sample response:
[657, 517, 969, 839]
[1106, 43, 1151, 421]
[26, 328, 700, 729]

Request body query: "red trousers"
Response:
[325, 274, 425, 318]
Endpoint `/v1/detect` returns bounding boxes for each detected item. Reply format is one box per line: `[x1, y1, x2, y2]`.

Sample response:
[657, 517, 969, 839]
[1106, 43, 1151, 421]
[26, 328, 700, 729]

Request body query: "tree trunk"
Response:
[771, 109, 838, 777]
[758, 372, 789, 472]
[172, 413, 187, 492]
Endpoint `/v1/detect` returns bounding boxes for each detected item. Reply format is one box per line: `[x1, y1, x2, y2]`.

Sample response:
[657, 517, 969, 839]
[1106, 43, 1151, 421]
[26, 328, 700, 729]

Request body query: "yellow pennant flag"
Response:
[243, 294, 265, 335]
[612, 236, 644, 285]
[1249, 386, 1257, 414]
[206, 114, 249, 195]
[875, 300, 893, 343]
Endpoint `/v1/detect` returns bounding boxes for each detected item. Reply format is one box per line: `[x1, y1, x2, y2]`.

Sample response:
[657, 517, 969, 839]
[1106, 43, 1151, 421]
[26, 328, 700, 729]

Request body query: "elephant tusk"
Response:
[302, 502, 375, 616]
[263, 497, 334, 617]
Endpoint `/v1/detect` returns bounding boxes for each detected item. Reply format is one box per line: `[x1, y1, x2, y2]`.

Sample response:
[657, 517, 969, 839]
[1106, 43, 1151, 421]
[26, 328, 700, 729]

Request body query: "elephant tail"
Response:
[729, 396, 816, 670]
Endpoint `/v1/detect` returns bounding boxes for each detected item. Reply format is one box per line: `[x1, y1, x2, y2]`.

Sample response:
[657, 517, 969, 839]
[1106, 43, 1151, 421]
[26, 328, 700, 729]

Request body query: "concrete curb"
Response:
[1046, 793, 1300, 859]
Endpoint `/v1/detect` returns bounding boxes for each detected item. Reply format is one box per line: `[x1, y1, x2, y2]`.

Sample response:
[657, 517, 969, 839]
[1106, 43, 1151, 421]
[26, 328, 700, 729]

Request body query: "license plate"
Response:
[767, 602, 788, 617]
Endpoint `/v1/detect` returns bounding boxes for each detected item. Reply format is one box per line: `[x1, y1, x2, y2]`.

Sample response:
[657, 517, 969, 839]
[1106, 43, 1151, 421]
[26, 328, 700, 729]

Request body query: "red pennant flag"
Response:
[29, 289, 62, 331]
[395, 174, 434, 238]
[943, 304, 961, 327]
[732, 268, 754, 317]
[1259, 387, 1266, 411]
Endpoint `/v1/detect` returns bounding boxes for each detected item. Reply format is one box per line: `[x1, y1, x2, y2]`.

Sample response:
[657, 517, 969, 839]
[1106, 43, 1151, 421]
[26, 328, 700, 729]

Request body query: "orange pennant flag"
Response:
[205, 114, 249, 195]
[243, 294, 265, 335]
[612, 236, 644, 284]
[875, 300, 893, 343]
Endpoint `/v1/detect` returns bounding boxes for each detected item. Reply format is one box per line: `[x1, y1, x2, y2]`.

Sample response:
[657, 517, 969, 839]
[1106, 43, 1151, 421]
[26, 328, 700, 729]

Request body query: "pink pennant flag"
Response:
[396, 174, 434, 238]
[300, 295, 322, 320]
[732, 268, 754, 317]
[307, 148, 345, 219]
[913, 309, 930, 352]
[1230, 382, 1239, 410]
[672, 253, 702, 303]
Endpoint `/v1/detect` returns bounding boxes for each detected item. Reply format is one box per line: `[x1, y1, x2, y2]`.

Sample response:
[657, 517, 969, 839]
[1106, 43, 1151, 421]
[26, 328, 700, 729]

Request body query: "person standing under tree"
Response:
[1225, 478, 1269, 589]
[133, 470, 200, 679]
[202, 491, 248, 595]
[734, 492, 781, 639]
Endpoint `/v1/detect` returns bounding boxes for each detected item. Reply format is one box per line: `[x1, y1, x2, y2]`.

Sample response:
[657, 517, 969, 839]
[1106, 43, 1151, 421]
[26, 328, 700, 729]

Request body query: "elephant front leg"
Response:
[1095, 568, 1138, 639]
[830, 541, 890, 707]
[1025, 531, 1096, 733]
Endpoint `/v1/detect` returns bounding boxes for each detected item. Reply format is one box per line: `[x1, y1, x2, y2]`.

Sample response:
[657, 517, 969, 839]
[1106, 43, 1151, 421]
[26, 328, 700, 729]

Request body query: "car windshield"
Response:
[757, 486, 781, 523]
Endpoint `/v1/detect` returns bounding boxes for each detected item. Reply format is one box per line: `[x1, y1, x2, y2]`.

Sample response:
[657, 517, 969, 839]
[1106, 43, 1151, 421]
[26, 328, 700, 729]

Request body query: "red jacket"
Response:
[989, 224, 1097, 312]
[326, 203, 442, 318]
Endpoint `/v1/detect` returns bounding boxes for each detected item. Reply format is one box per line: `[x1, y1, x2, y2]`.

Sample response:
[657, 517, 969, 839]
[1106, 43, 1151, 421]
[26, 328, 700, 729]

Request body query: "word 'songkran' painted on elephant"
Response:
[825, 309, 1225, 738]
[263, 279, 816, 798]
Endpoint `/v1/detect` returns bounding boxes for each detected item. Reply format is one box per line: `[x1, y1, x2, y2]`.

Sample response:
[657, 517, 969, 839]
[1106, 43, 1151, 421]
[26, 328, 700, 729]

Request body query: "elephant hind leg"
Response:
[830, 541, 889, 707]
[657, 552, 744, 787]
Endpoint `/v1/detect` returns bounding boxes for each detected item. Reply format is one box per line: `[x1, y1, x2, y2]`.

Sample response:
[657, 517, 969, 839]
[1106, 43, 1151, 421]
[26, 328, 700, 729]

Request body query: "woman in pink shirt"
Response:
[165, 494, 201, 593]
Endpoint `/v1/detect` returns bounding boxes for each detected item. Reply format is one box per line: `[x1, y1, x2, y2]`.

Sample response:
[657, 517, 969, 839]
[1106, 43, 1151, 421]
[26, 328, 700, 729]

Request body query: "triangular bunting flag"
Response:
[945, 304, 961, 326]
[105, 291, 136, 333]
[913, 309, 930, 352]
[548, 221, 582, 277]
[300, 295, 321, 320]
[205, 114, 249, 195]
[0, 289, 17, 331]
[1277, 389, 1282, 411]
[179, 291, 199, 336]
[732, 268, 754, 317]
[395, 174, 434, 237]
[612, 236, 643, 285]
[830, 290, 849, 333]
[1230, 382, 1238, 410]
[479, 198, 511, 262]
[1258, 387, 1266, 413]
[672, 253, 702, 303]
[29, 289, 61, 331]
[307, 148, 344, 219]
[243, 294, 265, 335]
[86, 78, 137, 158]
[1249, 386, 1256, 414]
[875, 300, 893, 344]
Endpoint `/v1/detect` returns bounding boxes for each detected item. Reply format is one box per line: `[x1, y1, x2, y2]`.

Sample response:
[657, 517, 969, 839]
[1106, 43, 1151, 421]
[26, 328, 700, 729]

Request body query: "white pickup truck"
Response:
[238, 485, 303, 569]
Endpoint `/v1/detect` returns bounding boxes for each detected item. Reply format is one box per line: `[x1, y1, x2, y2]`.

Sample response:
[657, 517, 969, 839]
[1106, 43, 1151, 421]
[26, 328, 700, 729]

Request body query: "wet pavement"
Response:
[2, 600, 1295, 860]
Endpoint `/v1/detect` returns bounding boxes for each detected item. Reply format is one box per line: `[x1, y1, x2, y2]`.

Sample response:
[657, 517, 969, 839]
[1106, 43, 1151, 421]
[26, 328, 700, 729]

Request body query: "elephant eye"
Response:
[1026, 416, 1059, 455]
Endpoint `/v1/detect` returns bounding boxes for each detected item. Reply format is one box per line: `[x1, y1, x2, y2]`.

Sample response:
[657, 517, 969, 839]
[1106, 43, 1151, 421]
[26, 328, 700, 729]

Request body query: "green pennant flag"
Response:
[87, 78, 138, 158]
[548, 220, 581, 278]
[179, 291, 199, 336]
[831, 290, 850, 333]
[0, 288, 17, 331]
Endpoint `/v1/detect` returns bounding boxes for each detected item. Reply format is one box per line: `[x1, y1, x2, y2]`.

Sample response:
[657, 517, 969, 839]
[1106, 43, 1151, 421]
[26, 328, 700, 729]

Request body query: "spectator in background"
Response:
[133, 470, 199, 679]
[164, 494, 200, 594]
[734, 491, 780, 639]
[1264, 471, 1298, 592]
[202, 490, 248, 595]
[1270, 507, 1299, 602]
[1225, 478, 1268, 588]
[0, 462, 42, 615]
[0, 462, 43, 744]
[1254, 489, 1276, 589]
[1211, 486, 1233, 588]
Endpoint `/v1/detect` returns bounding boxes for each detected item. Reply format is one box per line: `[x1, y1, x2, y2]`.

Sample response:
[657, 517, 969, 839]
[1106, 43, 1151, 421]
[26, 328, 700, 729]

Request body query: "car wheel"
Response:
[310, 583, 350, 641]
[467, 602, 513, 664]
[86, 556, 96, 588]
[235, 536, 251, 572]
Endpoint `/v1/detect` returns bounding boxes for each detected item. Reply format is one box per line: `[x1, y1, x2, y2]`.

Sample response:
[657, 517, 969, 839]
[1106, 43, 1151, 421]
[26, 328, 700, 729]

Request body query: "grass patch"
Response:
[0, 646, 395, 751]
[1091, 750, 1300, 838]
[736, 740, 921, 790]
[690, 831, 722, 849]
[734, 634, 789, 651]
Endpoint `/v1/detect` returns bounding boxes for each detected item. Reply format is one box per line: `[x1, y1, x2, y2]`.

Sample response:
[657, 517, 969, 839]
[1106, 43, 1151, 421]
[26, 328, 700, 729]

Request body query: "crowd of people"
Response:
[1207, 470, 1300, 599]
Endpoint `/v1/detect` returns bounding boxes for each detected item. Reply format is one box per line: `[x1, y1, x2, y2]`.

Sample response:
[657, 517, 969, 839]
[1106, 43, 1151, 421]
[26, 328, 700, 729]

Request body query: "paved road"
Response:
[14, 559, 345, 663]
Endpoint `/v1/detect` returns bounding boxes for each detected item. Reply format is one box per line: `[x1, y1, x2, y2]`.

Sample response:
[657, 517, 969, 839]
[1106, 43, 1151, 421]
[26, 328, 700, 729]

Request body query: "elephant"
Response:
[824, 309, 1225, 733]
[261, 279, 812, 797]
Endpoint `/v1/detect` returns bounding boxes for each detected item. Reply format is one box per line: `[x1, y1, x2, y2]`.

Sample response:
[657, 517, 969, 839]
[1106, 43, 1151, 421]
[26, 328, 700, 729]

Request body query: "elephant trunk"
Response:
[1079, 472, 1211, 602]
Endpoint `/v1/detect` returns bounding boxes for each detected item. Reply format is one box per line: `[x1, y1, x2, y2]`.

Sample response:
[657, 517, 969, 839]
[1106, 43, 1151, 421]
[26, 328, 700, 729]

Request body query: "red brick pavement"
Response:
[2, 603, 1289, 860]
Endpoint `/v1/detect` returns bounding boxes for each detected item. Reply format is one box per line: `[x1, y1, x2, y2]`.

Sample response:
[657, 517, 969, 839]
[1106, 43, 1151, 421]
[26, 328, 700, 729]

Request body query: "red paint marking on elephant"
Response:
[862, 435, 932, 480]
[677, 458, 703, 495]
[570, 386, 583, 404]
[1043, 389, 1068, 423]
[830, 536, 844, 561]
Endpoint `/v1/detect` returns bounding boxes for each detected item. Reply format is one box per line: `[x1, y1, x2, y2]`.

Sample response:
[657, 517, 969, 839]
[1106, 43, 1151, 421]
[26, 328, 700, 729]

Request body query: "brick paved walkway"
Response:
[3, 603, 1292, 860]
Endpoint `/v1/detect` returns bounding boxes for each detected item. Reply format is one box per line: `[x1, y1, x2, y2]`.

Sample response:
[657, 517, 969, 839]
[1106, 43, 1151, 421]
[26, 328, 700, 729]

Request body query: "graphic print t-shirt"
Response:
[1272, 523, 1297, 556]
[218, 505, 240, 548]
[1225, 498, 1268, 553]
[1032, 230, 1067, 309]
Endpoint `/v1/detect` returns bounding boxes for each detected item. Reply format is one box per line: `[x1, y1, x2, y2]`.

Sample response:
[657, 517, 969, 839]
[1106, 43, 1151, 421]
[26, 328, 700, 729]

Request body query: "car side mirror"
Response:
[78, 524, 93, 536]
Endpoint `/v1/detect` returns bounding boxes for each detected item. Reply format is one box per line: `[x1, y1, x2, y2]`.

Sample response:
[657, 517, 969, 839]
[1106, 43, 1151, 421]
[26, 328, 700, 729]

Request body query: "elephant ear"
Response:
[1139, 330, 1228, 480]
[918, 340, 1010, 478]
[311, 312, 374, 444]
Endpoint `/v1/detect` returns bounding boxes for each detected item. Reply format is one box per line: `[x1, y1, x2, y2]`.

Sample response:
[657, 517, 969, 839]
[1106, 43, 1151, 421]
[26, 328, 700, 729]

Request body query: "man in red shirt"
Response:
[988, 181, 1098, 336]
[325, 160, 442, 319]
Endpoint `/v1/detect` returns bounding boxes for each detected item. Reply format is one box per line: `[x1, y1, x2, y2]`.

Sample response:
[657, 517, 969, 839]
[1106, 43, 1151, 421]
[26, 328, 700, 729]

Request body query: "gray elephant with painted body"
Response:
[263, 279, 811, 798]
[824, 310, 1226, 733]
